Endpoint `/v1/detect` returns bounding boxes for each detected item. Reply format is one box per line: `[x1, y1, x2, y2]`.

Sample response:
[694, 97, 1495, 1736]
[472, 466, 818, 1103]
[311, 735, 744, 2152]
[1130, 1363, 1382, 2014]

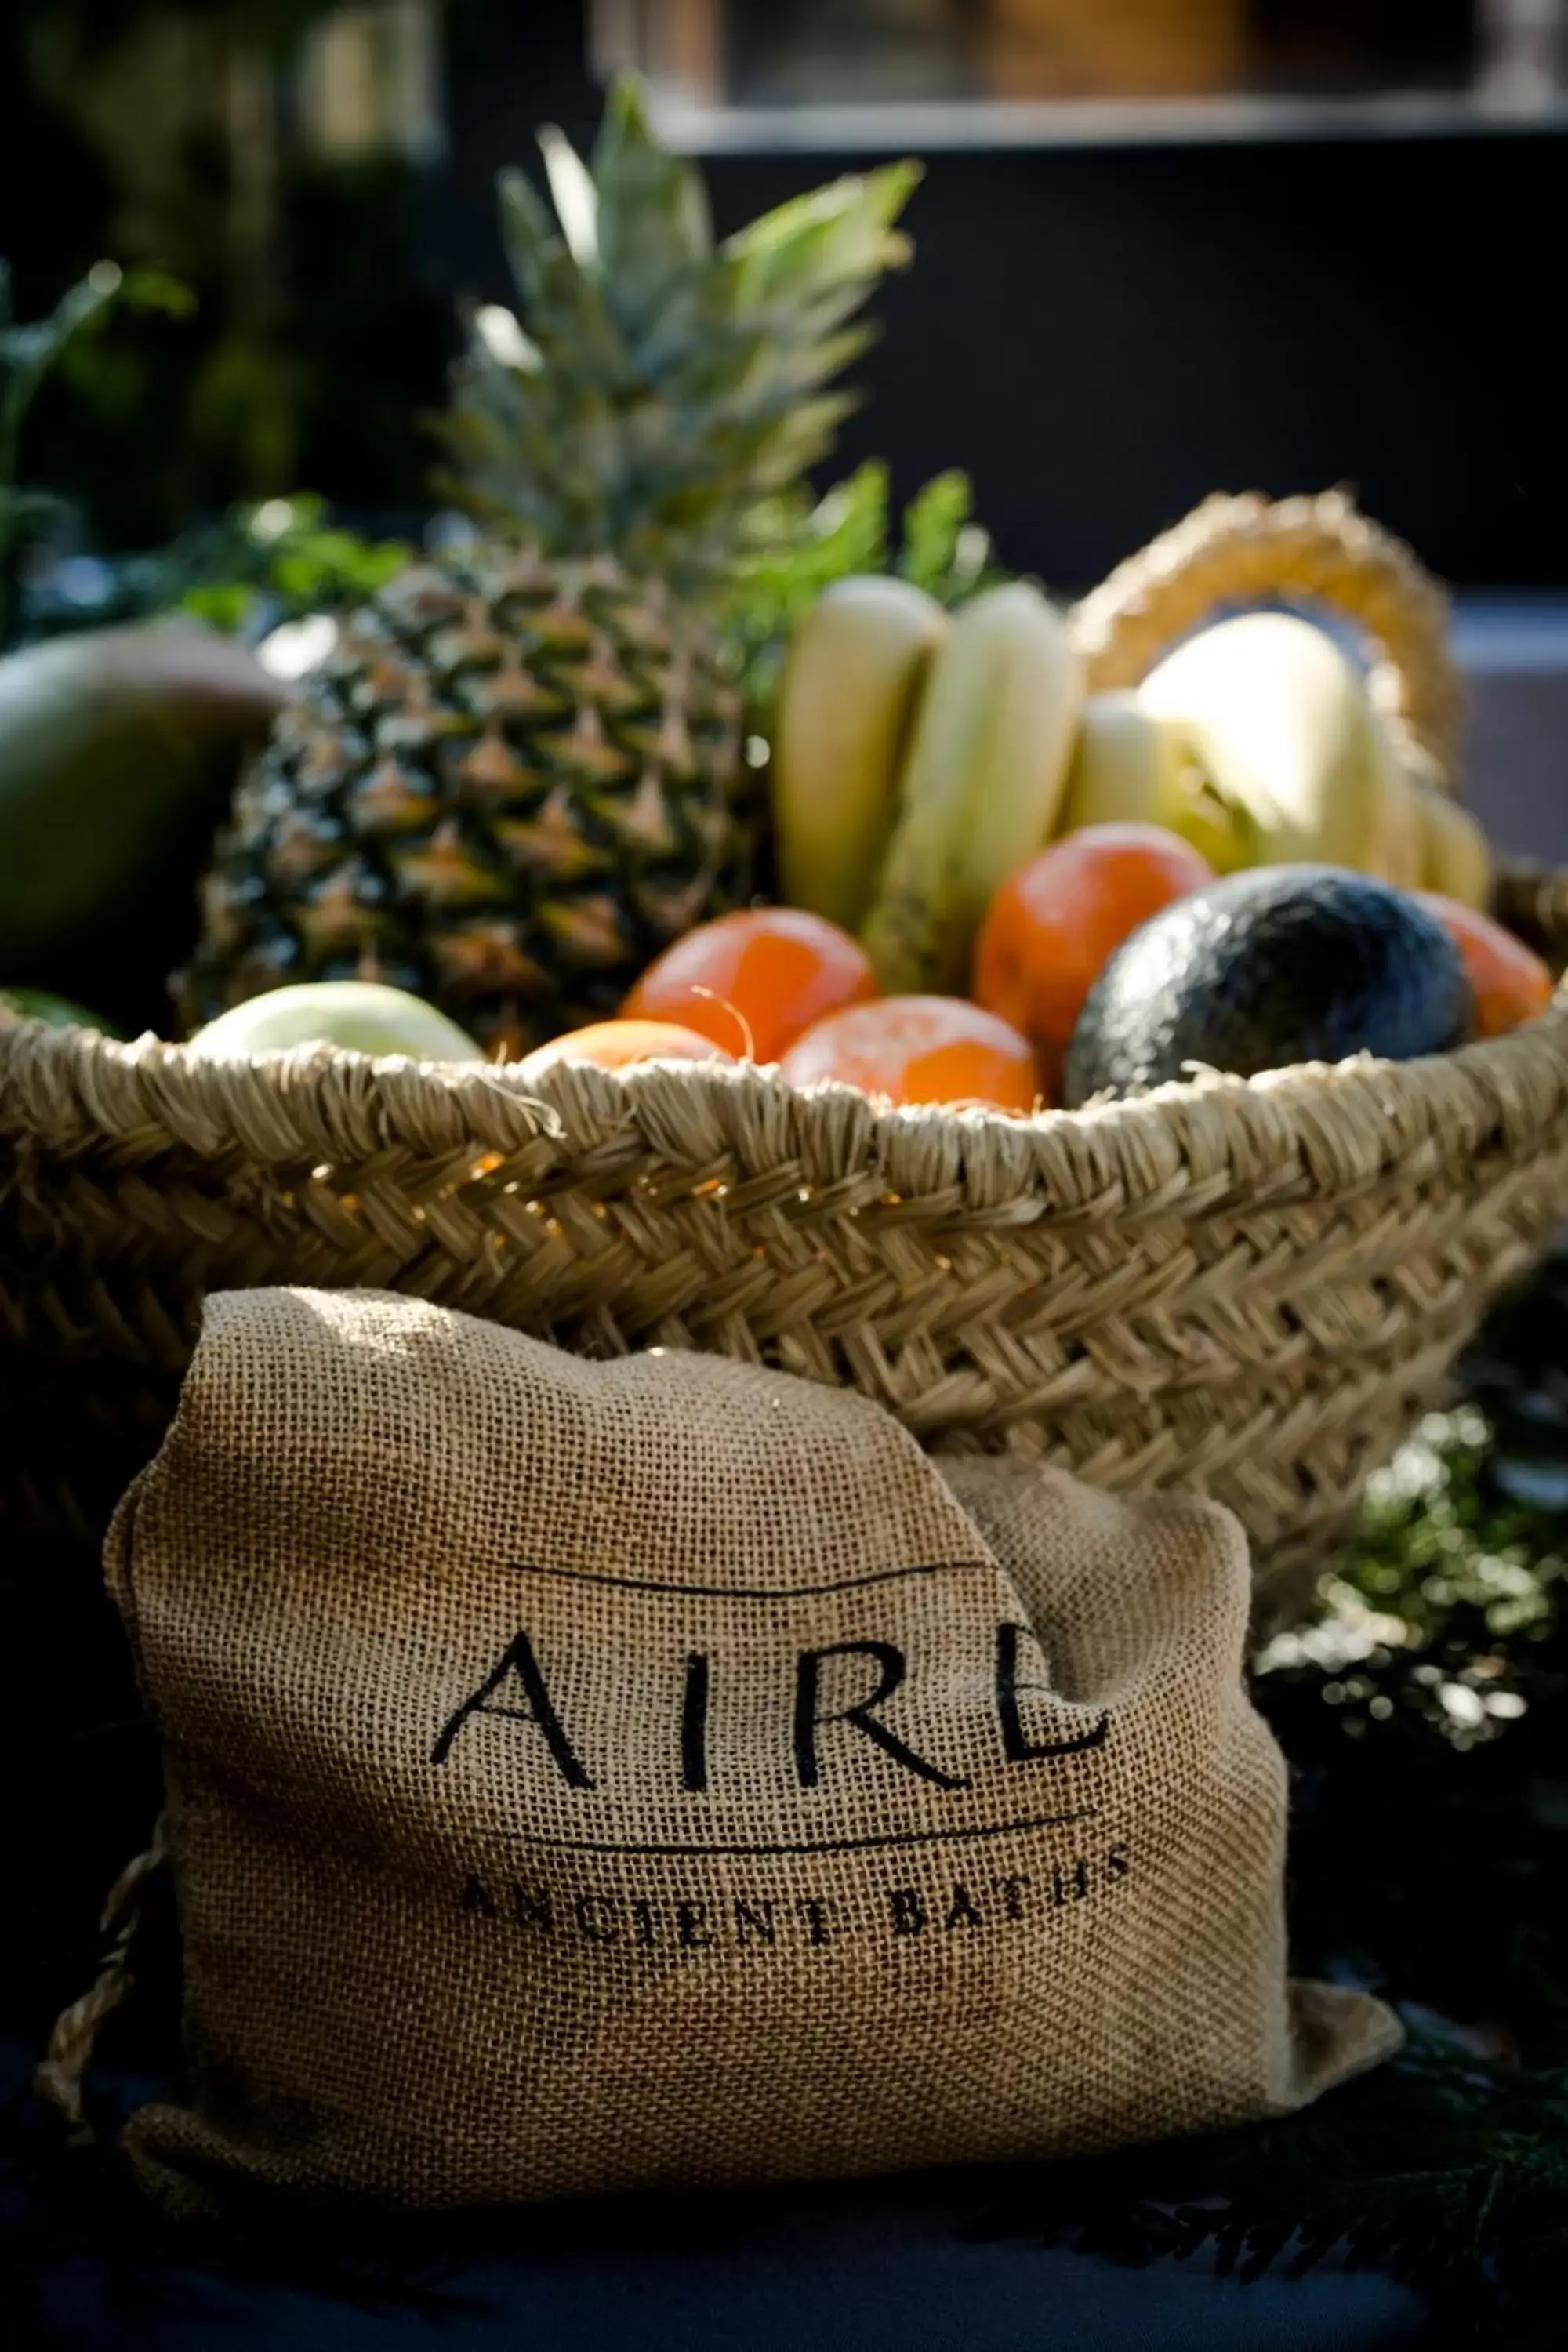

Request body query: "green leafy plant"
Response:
[0, 260, 127, 652]
[2, 257, 404, 654]
[151, 495, 409, 637]
[20, 494, 409, 644]
[720, 459, 1004, 721]
[975, 2033, 1568, 2343]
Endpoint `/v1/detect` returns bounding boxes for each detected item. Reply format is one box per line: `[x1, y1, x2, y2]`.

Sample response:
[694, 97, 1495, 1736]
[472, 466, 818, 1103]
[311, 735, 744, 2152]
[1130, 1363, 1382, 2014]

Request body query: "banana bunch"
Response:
[772, 586, 1490, 989]
[1130, 611, 1490, 907]
[772, 577, 1085, 992]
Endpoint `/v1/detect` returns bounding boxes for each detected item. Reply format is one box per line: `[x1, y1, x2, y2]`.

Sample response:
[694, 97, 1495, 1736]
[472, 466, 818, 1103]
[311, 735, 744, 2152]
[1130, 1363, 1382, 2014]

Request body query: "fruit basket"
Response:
[5, 493, 1568, 1628]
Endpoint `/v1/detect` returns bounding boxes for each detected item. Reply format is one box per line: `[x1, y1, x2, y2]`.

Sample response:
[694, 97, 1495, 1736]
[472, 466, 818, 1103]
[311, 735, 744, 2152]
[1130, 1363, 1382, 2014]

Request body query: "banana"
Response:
[1163, 731, 1258, 873]
[771, 575, 946, 932]
[859, 581, 1085, 993]
[1415, 780, 1493, 909]
[1058, 691, 1249, 871]
[1369, 728, 1492, 907]
[1137, 611, 1399, 873]
[1367, 724, 1425, 888]
[1058, 692, 1169, 831]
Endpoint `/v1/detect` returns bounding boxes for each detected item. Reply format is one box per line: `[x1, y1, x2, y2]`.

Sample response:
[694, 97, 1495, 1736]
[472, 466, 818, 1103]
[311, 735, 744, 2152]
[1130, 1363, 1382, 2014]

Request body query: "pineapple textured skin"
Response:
[178, 78, 916, 1051]
[176, 552, 748, 1055]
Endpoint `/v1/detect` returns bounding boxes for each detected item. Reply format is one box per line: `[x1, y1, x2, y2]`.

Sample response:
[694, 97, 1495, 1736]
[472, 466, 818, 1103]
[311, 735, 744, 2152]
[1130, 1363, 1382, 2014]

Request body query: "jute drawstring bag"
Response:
[43, 1287, 1398, 2217]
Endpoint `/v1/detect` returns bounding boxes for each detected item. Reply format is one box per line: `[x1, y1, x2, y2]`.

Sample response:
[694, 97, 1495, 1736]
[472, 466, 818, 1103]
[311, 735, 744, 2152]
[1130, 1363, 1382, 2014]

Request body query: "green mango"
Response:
[0, 624, 284, 1033]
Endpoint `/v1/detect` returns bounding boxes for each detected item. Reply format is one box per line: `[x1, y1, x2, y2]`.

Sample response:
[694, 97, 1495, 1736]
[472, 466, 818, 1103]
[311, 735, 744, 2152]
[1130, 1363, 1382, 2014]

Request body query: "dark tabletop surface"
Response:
[2, 2042, 1432, 2352]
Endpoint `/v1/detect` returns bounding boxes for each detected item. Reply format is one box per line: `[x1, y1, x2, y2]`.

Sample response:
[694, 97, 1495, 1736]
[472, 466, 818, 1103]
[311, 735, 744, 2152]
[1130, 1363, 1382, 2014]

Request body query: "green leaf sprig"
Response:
[0, 260, 125, 650]
[0, 259, 194, 652]
[720, 458, 1004, 724]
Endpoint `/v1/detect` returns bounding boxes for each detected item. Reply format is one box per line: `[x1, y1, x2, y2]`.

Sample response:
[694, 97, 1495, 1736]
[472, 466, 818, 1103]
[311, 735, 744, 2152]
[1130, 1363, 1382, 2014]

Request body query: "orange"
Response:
[778, 996, 1040, 1112]
[517, 1019, 734, 1076]
[1416, 892, 1555, 1038]
[973, 823, 1214, 1085]
[622, 906, 878, 1062]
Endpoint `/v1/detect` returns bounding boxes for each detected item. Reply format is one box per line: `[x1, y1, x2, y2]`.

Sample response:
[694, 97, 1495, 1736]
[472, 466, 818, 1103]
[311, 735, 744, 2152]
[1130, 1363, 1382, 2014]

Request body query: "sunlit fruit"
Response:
[1415, 893, 1555, 1038]
[973, 822, 1214, 1084]
[622, 906, 878, 1062]
[517, 1019, 735, 1077]
[778, 996, 1040, 1112]
[187, 981, 485, 1062]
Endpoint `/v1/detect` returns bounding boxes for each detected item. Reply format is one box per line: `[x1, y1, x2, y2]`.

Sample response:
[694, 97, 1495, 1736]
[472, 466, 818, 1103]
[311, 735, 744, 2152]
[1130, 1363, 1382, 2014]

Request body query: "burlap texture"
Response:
[106, 1287, 1398, 2216]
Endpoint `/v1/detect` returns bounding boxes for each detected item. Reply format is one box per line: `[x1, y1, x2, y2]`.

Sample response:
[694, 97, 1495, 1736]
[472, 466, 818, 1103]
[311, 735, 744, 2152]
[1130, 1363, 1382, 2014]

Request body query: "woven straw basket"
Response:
[5, 492, 1568, 1625]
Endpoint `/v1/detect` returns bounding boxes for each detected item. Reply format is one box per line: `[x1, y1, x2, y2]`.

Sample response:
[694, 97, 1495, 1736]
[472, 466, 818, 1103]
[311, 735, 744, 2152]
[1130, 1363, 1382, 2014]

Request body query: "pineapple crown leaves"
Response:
[440, 75, 920, 599]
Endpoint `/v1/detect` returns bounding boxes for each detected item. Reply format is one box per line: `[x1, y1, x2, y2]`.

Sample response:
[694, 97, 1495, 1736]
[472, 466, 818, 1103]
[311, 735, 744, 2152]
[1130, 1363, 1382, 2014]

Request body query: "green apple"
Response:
[187, 982, 485, 1062]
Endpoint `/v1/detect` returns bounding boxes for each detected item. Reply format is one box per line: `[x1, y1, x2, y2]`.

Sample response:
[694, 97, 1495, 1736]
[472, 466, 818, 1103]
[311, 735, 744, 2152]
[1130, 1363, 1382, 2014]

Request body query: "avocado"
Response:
[1062, 866, 1475, 1106]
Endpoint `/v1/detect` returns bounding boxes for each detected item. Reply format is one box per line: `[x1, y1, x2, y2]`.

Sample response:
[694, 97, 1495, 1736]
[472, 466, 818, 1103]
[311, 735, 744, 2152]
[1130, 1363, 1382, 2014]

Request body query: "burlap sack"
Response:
[95, 1287, 1397, 2216]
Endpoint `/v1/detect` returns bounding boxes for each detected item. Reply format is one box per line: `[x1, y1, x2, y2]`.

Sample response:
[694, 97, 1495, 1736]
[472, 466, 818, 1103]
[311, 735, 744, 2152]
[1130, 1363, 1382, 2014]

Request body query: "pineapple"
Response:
[176, 81, 916, 1054]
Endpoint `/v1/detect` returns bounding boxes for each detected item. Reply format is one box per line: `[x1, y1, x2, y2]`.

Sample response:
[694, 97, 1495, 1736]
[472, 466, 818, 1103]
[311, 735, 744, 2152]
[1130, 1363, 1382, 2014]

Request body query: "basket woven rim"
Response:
[6, 988, 1568, 1221]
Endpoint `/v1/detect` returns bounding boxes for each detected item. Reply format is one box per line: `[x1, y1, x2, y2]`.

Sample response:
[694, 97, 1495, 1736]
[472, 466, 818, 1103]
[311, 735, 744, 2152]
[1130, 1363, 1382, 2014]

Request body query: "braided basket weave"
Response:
[5, 492, 1567, 1624]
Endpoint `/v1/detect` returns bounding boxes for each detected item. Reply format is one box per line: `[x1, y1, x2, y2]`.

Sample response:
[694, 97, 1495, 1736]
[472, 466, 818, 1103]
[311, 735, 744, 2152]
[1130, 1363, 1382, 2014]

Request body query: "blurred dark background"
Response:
[2, 0, 1566, 593]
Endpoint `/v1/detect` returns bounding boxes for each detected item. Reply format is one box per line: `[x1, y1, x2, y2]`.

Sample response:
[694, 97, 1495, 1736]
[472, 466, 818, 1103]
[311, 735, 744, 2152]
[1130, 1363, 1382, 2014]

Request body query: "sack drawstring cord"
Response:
[34, 1817, 167, 2140]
